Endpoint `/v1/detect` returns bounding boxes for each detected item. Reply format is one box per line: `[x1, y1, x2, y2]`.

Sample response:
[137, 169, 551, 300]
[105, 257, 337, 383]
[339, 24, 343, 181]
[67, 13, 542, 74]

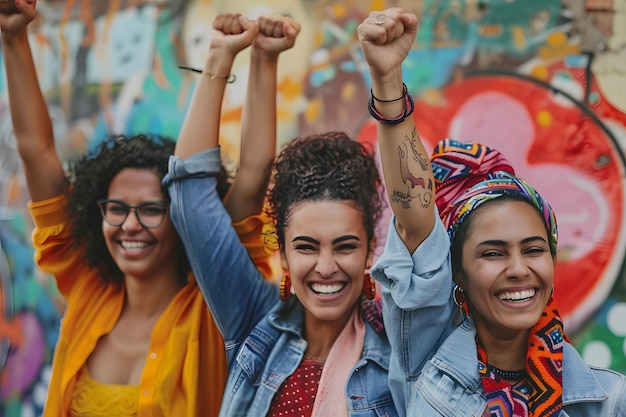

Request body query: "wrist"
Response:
[203, 49, 236, 78]
[250, 48, 280, 64]
[0, 29, 29, 47]
[369, 67, 404, 101]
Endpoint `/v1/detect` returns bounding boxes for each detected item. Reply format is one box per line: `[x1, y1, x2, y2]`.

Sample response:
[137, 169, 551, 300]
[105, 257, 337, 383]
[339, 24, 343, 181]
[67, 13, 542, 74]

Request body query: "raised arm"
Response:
[0, 0, 68, 201]
[359, 10, 454, 414]
[224, 14, 300, 222]
[358, 8, 434, 252]
[167, 14, 279, 348]
[175, 13, 257, 158]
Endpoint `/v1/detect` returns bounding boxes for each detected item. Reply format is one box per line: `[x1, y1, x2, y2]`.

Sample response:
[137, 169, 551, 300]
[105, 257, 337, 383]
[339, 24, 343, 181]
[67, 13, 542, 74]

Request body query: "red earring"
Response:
[280, 272, 291, 301]
[363, 273, 376, 300]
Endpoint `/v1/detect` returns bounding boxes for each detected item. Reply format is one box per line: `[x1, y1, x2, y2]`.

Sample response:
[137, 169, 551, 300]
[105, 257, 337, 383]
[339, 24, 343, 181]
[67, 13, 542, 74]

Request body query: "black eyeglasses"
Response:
[97, 199, 168, 229]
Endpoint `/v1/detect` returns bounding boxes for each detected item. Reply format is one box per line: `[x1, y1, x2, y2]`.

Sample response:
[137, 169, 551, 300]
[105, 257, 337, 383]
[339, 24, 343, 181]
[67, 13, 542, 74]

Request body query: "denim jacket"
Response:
[412, 319, 626, 416]
[164, 147, 398, 417]
[370, 215, 454, 417]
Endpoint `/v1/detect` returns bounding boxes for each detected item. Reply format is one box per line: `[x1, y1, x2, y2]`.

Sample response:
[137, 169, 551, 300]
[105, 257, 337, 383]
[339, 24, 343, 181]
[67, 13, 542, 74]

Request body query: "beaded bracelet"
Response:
[371, 83, 408, 102]
[368, 87, 415, 125]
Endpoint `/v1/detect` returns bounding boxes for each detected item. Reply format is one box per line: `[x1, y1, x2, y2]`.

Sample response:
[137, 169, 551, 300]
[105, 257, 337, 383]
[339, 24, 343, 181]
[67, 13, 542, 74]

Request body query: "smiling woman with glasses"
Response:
[1, 3, 294, 416]
[97, 199, 168, 229]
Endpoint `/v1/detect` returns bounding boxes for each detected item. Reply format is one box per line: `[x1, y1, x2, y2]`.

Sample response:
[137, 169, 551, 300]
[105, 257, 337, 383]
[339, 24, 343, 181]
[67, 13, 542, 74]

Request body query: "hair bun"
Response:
[431, 138, 515, 215]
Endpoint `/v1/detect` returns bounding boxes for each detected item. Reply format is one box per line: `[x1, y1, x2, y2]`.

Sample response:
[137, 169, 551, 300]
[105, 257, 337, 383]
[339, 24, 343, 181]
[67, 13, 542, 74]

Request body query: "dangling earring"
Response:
[453, 284, 469, 326]
[280, 272, 291, 301]
[363, 273, 376, 300]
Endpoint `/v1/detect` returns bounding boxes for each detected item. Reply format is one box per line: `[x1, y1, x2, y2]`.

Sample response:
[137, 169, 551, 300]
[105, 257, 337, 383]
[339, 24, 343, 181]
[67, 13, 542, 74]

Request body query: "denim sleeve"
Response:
[370, 213, 455, 417]
[163, 147, 279, 347]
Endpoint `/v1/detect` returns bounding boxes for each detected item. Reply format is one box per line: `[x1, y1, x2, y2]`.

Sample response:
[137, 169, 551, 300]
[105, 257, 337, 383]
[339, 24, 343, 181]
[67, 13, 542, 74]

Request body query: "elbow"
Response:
[394, 214, 436, 254]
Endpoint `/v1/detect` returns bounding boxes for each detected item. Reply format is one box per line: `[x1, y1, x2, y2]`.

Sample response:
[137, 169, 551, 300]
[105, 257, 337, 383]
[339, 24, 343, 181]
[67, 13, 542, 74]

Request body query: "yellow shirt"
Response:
[71, 364, 139, 416]
[31, 194, 275, 417]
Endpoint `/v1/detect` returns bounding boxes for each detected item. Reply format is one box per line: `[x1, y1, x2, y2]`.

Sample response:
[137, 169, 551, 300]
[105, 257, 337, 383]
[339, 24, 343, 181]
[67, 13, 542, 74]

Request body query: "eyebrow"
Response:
[291, 235, 361, 245]
[477, 236, 548, 247]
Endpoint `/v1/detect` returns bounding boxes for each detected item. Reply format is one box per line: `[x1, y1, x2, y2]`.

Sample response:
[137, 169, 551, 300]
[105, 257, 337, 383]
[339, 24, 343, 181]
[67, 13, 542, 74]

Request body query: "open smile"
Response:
[310, 282, 346, 295]
[118, 240, 154, 256]
[498, 288, 536, 303]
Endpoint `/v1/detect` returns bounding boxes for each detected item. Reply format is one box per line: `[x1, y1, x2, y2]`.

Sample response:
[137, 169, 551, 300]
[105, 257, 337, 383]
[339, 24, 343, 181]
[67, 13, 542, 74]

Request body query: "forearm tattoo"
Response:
[390, 128, 433, 209]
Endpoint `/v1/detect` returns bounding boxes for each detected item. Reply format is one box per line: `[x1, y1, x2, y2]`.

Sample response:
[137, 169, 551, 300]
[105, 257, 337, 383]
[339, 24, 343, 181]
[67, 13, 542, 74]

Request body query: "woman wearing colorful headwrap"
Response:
[420, 138, 626, 416]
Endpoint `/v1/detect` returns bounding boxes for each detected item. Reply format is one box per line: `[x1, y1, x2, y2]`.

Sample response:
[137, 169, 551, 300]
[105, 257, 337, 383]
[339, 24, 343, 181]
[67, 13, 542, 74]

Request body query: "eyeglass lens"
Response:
[99, 200, 167, 228]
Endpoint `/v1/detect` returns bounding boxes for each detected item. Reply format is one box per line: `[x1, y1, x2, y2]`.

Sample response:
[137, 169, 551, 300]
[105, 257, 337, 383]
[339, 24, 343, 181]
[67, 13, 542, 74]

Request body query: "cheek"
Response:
[284, 252, 315, 277]
[157, 226, 180, 249]
[537, 259, 555, 286]
[338, 255, 369, 279]
[101, 223, 115, 243]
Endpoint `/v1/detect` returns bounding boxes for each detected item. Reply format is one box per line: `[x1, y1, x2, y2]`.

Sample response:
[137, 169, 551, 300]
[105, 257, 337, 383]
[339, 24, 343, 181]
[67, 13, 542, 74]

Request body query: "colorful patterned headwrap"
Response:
[431, 139, 558, 256]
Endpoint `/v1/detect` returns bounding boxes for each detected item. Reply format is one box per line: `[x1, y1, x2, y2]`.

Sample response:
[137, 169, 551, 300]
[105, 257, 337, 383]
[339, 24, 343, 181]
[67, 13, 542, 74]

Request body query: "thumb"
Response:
[15, 0, 37, 16]
[284, 21, 300, 38]
[238, 14, 258, 35]
[401, 12, 418, 37]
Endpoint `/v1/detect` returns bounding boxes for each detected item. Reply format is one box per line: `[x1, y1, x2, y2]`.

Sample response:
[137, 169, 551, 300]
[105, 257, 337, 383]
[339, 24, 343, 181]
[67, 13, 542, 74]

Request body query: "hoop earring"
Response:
[280, 272, 291, 301]
[363, 273, 376, 300]
[453, 285, 469, 326]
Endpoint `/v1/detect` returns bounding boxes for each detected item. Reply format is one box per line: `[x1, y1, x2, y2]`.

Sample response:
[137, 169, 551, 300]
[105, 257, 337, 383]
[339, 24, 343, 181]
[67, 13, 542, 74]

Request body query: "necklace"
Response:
[489, 365, 525, 381]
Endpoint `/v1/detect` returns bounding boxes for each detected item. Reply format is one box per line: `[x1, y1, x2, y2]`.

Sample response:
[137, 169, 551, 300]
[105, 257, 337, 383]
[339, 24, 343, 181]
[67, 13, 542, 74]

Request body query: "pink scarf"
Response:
[310, 309, 366, 417]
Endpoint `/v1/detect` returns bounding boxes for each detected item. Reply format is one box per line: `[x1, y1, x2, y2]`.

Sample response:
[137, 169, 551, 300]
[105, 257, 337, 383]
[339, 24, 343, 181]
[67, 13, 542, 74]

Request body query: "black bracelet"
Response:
[368, 88, 415, 125]
[178, 65, 236, 83]
[371, 83, 408, 102]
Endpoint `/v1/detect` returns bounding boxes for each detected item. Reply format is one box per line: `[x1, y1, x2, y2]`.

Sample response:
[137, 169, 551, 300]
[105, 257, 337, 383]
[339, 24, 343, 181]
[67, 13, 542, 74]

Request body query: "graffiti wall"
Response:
[0, 0, 625, 415]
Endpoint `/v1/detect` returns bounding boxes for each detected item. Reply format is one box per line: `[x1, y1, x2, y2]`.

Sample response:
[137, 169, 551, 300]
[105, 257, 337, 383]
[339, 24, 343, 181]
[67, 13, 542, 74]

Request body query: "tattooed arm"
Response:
[359, 10, 454, 414]
[358, 7, 434, 252]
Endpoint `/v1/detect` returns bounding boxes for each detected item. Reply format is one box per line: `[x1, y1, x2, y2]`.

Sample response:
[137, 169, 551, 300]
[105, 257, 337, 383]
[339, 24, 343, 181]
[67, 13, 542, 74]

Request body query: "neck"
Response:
[475, 324, 530, 371]
[303, 306, 356, 358]
[123, 272, 184, 318]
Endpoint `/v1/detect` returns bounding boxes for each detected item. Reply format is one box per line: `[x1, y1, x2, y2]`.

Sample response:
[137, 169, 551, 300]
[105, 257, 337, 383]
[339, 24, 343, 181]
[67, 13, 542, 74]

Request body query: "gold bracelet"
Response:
[177, 66, 236, 83]
[208, 71, 237, 83]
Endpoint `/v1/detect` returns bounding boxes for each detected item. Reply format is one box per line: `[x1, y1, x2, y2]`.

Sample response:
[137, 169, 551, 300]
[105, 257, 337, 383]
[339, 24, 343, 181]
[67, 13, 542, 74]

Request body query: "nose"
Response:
[315, 248, 337, 278]
[121, 209, 143, 231]
[506, 252, 530, 280]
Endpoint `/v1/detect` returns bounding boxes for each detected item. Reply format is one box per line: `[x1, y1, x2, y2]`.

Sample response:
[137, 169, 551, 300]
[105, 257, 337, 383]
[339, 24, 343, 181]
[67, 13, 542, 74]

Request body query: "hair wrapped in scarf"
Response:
[431, 138, 558, 256]
[431, 139, 565, 417]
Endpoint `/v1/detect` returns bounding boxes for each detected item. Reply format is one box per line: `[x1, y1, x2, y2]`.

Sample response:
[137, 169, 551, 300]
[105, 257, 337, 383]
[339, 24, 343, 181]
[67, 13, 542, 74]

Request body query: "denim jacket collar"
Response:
[431, 318, 608, 404]
[267, 298, 390, 371]
[267, 298, 305, 338]
[561, 343, 608, 404]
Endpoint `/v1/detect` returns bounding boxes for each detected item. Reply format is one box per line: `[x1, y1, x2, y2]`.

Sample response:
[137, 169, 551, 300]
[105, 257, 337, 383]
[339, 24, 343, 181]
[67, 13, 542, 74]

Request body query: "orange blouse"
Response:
[31, 194, 276, 417]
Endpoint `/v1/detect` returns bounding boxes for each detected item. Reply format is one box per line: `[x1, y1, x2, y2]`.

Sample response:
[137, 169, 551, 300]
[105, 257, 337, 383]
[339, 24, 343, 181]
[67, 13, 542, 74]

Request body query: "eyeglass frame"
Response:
[96, 198, 169, 229]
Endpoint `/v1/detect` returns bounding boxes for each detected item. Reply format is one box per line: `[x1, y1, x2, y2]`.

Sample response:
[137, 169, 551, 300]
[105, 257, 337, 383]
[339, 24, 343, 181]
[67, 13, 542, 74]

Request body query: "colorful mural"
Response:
[0, 0, 625, 415]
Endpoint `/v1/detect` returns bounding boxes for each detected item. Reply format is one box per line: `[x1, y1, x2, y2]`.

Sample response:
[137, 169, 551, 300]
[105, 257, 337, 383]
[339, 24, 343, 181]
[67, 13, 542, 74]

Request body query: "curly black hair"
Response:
[268, 132, 383, 247]
[66, 134, 231, 285]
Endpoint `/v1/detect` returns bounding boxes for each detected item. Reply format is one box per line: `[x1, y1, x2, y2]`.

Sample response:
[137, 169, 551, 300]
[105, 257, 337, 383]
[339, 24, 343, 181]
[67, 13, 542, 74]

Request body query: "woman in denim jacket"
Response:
[363, 8, 626, 417]
[164, 10, 452, 417]
[418, 140, 626, 416]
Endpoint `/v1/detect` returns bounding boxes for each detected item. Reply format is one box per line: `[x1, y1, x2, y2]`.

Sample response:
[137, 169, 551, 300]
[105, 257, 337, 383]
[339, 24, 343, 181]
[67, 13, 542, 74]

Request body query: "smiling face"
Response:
[456, 200, 555, 342]
[282, 200, 373, 331]
[103, 168, 180, 281]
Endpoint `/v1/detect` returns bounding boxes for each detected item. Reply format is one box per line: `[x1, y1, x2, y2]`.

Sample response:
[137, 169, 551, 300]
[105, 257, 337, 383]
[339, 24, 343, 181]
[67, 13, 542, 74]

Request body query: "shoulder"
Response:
[563, 342, 626, 412]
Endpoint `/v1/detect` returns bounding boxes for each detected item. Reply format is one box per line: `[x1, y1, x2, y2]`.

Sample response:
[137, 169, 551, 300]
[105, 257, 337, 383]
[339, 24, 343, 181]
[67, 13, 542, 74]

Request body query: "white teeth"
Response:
[499, 289, 536, 301]
[121, 241, 148, 250]
[311, 283, 345, 295]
